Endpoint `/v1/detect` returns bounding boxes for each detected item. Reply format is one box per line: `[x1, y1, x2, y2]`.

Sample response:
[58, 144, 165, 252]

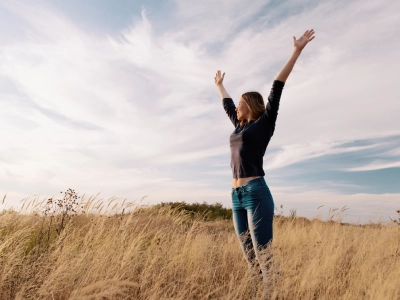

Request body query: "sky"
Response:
[0, 0, 399, 224]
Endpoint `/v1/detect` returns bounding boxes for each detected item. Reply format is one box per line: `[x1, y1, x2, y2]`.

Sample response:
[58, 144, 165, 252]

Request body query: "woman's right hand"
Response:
[214, 70, 225, 86]
[214, 70, 231, 99]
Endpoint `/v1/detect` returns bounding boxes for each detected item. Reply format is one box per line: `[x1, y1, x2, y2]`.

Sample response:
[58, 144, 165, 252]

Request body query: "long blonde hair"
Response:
[240, 92, 265, 126]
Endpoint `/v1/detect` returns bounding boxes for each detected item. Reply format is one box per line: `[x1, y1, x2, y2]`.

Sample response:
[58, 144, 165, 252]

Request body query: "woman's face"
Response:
[236, 98, 252, 121]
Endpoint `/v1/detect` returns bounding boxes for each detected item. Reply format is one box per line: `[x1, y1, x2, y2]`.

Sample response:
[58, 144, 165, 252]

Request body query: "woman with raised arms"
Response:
[214, 29, 315, 296]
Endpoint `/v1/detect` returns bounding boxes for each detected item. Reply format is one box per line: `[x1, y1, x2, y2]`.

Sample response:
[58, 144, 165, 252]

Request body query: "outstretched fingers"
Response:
[214, 70, 226, 85]
[308, 29, 315, 42]
[302, 29, 314, 37]
[303, 29, 315, 42]
[215, 70, 225, 78]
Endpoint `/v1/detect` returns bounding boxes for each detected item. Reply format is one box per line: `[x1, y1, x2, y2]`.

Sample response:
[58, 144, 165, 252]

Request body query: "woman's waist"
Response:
[232, 176, 263, 189]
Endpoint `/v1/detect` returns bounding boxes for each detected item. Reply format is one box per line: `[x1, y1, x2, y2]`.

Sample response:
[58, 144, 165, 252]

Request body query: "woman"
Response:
[214, 29, 315, 295]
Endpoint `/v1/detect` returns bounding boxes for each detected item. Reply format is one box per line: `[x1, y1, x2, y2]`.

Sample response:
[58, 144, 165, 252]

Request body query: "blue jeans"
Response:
[231, 177, 275, 279]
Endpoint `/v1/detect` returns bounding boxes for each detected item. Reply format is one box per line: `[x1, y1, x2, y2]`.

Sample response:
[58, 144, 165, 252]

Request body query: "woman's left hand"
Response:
[293, 29, 315, 51]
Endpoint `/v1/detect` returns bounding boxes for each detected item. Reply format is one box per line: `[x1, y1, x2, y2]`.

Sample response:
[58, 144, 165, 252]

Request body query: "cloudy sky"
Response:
[1, 0, 399, 224]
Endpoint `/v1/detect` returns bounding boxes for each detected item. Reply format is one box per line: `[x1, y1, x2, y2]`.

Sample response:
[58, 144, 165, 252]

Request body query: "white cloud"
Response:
[381, 147, 400, 157]
[344, 161, 400, 172]
[170, 0, 269, 45]
[264, 142, 379, 170]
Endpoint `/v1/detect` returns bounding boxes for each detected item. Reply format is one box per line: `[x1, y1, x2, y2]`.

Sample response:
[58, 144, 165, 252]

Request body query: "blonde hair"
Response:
[240, 92, 265, 126]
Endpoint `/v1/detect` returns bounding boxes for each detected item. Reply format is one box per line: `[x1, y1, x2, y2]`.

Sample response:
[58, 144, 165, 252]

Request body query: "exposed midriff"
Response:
[232, 176, 262, 188]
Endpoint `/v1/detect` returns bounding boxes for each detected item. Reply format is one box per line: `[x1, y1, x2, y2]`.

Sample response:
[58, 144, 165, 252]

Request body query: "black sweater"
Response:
[222, 80, 285, 178]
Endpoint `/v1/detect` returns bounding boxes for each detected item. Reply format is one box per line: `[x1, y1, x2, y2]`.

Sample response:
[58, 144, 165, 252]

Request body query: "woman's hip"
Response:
[231, 177, 275, 212]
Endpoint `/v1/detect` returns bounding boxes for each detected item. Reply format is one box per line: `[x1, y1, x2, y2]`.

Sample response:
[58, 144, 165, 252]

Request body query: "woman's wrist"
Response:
[217, 84, 230, 99]
[292, 47, 302, 56]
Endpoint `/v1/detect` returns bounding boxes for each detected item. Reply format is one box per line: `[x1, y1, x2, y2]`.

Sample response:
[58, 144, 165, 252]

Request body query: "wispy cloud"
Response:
[344, 161, 400, 172]
[264, 141, 379, 170]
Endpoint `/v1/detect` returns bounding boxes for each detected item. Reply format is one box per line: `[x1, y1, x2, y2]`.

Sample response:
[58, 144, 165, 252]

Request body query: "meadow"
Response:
[0, 189, 399, 299]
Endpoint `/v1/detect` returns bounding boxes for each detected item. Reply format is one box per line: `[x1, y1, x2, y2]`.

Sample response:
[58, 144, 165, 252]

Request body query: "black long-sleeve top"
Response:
[222, 80, 285, 178]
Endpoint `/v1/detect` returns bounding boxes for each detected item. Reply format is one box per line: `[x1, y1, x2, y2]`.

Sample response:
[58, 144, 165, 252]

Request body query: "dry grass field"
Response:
[0, 190, 399, 299]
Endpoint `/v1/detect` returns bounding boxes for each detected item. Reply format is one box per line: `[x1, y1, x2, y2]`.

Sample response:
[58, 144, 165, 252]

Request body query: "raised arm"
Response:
[215, 70, 240, 127]
[275, 29, 315, 83]
[263, 29, 315, 133]
[214, 70, 231, 99]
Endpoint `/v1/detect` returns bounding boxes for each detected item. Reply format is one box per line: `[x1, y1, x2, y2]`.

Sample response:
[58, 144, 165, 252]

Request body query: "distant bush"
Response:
[155, 201, 232, 221]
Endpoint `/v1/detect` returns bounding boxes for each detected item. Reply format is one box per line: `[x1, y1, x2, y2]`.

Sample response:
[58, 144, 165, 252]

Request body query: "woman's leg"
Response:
[232, 188, 260, 298]
[247, 206, 274, 272]
[232, 208, 257, 265]
[240, 178, 277, 297]
[232, 188, 256, 267]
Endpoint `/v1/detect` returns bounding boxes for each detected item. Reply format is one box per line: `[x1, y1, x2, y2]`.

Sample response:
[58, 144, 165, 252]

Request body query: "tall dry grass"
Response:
[0, 192, 399, 300]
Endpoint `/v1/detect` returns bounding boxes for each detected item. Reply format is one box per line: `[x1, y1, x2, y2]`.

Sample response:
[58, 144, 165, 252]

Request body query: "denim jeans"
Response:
[231, 176, 276, 293]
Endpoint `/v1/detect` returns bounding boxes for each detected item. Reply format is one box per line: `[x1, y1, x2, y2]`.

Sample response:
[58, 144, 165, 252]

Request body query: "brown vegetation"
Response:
[0, 191, 399, 299]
